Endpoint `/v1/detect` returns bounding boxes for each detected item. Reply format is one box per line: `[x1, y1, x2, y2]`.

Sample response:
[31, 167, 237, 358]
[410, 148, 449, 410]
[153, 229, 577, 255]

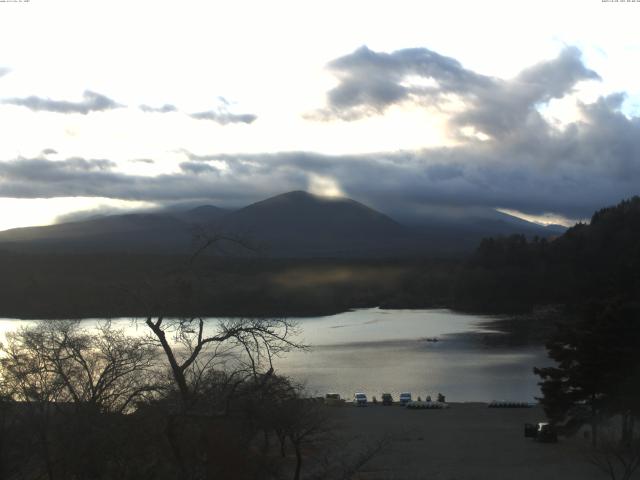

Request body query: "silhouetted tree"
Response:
[0, 321, 162, 479]
[1, 321, 159, 413]
[143, 316, 304, 410]
[535, 302, 640, 446]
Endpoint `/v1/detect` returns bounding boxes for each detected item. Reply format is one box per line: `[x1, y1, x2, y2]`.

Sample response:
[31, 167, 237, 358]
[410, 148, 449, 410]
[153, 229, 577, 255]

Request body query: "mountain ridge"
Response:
[0, 191, 565, 257]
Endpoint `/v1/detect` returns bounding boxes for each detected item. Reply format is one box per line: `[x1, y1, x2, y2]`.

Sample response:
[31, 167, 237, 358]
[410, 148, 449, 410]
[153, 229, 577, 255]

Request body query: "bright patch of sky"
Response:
[0, 198, 156, 232]
[497, 209, 585, 228]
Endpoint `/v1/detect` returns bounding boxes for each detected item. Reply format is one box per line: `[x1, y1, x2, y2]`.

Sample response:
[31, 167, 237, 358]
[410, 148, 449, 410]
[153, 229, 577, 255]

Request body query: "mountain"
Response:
[0, 213, 195, 254]
[215, 191, 416, 256]
[173, 205, 230, 225]
[0, 191, 565, 257]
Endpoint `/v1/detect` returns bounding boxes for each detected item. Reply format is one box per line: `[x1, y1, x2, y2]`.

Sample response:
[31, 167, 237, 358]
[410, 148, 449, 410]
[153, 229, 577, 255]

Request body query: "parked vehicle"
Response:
[524, 422, 558, 443]
[381, 393, 393, 405]
[399, 392, 412, 406]
[354, 392, 368, 406]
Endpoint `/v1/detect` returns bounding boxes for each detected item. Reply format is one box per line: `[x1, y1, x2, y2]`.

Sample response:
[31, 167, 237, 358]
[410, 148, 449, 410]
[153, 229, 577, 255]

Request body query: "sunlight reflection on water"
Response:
[0, 308, 549, 402]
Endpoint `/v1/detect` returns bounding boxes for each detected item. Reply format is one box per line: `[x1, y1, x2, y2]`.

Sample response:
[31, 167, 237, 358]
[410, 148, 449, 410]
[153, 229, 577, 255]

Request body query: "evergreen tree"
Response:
[534, 301, 640, 445]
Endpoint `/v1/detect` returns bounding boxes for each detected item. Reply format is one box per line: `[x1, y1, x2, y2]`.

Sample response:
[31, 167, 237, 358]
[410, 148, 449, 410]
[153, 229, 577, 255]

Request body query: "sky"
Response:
[0, 0, 639, 231]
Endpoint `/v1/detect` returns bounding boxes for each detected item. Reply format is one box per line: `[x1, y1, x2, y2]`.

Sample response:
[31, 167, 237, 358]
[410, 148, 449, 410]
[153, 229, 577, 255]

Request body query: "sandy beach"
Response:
[325, 403, 602, 480]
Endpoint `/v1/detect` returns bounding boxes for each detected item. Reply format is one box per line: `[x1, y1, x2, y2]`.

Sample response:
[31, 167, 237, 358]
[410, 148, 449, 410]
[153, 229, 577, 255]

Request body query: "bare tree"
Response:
[0, 321, 161, 479]
[189, 228, 264, 264]
[144, 316, 304, 410]
[134, 233, 309, 478]
[1, 321, 159, 414]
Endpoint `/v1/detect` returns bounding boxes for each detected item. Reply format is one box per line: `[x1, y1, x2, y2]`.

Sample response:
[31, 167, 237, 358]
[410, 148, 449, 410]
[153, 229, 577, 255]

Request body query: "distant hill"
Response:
[0, 191, 564, 257]
[0, 213, 197, 254]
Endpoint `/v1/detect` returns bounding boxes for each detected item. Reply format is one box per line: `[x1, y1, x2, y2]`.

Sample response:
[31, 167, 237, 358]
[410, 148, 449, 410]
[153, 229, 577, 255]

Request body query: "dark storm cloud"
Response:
[41, 148, 58, 156]
[189, 110, 257, 124]
[315, 46, 600, 141]
[2, 90, 123, 114]
[139, 104, 178, 113]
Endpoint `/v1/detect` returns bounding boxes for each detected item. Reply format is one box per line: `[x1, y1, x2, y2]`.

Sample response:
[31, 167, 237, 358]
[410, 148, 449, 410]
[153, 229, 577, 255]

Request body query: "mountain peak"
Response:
[270, 190, 342, 202]
[281, 190, 313, 197]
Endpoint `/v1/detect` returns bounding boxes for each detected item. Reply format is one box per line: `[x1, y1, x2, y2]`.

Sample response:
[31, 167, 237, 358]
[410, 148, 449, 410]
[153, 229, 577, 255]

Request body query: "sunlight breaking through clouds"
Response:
[496, 209, 584, 227]
[308, 174, 344, 198]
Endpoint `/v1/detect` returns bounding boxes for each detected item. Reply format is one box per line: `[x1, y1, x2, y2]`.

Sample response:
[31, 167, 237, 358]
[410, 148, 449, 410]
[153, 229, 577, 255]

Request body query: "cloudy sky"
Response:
[0, 0, 639, 231]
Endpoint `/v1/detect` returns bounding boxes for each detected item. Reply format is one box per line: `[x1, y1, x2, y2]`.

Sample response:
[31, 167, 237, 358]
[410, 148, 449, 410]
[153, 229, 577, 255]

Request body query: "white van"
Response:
[354, 392, 368, 406]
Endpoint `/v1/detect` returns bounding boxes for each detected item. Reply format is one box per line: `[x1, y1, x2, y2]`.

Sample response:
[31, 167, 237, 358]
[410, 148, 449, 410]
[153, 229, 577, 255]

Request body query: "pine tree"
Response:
[534, 301, 640, 445]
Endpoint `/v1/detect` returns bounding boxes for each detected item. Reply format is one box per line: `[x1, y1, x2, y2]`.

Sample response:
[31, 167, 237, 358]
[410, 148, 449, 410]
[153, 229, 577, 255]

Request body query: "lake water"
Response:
[0, 308, 550, 402]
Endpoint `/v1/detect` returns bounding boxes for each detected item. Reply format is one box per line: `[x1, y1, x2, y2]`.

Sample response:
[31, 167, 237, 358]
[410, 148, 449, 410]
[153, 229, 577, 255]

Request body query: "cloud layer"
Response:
[3, 90, 122, 114]
[1, 85, 638, 222]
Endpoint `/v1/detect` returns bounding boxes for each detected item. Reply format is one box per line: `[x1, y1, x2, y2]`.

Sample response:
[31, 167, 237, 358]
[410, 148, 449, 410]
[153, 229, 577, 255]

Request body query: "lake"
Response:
[0, 308, 550, 402]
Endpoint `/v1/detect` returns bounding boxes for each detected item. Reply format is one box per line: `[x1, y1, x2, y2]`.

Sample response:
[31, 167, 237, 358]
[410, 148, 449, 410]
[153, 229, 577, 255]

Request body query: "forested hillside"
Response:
[452, 196, 640, 312]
